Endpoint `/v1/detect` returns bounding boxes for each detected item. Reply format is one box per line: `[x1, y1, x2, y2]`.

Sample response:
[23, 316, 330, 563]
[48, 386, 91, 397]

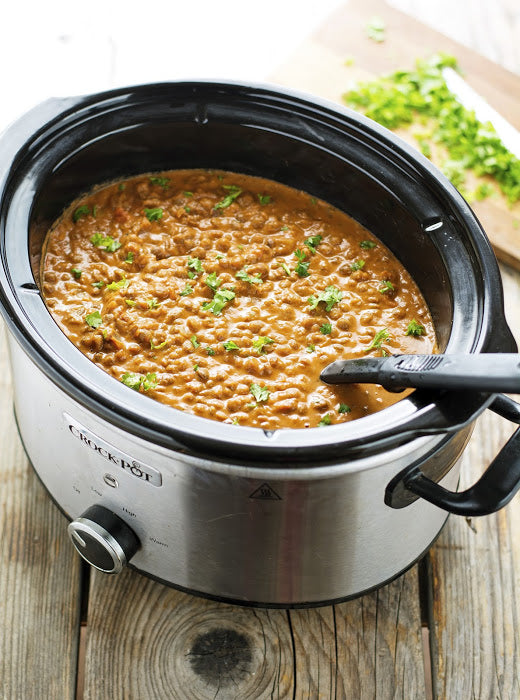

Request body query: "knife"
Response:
[441, 67, 520, 160]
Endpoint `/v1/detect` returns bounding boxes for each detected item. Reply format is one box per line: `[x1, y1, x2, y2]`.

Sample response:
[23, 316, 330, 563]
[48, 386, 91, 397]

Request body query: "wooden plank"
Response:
[0, 322, 82, 698]
[427, 265, 520, 698]
[83, 568, 426, 699]
[428, 411, 520, 698]
[289, 570, 426, 699]
[82, 569, 294, 699]
[271, 0, 520, 271]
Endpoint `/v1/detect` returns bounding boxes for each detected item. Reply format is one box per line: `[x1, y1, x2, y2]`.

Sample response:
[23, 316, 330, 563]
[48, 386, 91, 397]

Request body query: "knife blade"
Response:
[441, 67, 520, 160]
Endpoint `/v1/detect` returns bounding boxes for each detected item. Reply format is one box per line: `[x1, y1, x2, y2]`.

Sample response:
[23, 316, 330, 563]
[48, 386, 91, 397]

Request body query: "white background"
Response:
[1, 0, 345, 130]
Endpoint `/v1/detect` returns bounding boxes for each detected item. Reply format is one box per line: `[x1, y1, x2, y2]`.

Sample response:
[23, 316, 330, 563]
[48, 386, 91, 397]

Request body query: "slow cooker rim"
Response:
[0, 80, 513, 464]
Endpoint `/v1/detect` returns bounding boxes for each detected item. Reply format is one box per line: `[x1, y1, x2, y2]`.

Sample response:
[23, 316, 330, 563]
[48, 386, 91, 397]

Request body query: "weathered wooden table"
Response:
[1, 2, 519, 698]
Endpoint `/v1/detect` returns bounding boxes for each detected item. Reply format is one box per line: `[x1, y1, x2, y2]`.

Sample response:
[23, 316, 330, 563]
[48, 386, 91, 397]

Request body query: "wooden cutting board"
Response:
[271, 0, 520, 271]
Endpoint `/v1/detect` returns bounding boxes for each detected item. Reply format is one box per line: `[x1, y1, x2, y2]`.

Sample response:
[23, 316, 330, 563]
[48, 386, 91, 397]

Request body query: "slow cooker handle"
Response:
[400, 395, 520, 516]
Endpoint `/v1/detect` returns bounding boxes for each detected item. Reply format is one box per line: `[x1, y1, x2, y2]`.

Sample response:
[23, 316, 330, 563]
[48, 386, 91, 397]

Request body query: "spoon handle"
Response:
[320, 354, 520, 393]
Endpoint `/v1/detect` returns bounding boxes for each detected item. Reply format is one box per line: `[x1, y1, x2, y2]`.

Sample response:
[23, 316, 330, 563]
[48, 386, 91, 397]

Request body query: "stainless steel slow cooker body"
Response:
[1, 82, 519, 607]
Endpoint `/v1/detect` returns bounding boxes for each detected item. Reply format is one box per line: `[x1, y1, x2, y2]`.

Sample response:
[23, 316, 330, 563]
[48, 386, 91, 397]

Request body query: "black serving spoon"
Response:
[320, 354, 520, 393]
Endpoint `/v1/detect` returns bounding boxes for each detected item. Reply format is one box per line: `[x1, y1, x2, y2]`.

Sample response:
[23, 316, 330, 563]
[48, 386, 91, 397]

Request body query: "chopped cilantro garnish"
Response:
[125, 299, 136, 307]
[280, 262, 291, 276]
[366, 328, 390, 351]
[310, 197, 317, 205]
[320, 323, 332, 335]
[149, 176, 169, 189]
[190, 335, 200, 349]
[92, 281, 105, 289]
[360, 240, 377, 249]
[257, 194, 272, 205]
[92, 205, 99, 217]
[202, 288, 235, 315]
[294, 249, 310, 277]
[122, 371, 158, 391]
[473, 182, 495, 201]
[150, 339, 167, 350]
[187, 257, 204, 278]
[72, 205, 90, 223]
[338, 404, 351, 414]
[124, 252, 135, 263]
[118, 183, 126, 191]
[206, 347, 216, 356]
[85, 310, 102, 329]
[343, 53, 520, 203]
[406, 319, 426, 336]
[184, 191, 193, 197]
[319, 414, 332, 426]
[215, 253, 225, 260]
[223, 340, 240, 351]
[214, 184, 242, 210]
[144, 207, 163, 221]
[295, 261, 310, 277]
[252, 336, 274, 354]
[351, 260, 366, 271]
[306, 344, 315, 353]
[281, 225, 289, 232]
[205, 272, 222, 292]
[142, 373, 158, 391]
[184, 206, 191, 213]
[366, 16, 385, 42]
[250, 383, 270, 402]
[106, 277, 129, 292]
[180, 283, 193, 297]
[379, 280, 395, 294]
[71, 268, 82, 279]
[236, 267, 263, 284]
[308, 286, 343, 312]
[120, 372, 142, 390]
[91, 233, 121, 252]
[147, 298, 160, 309]
[304, 235, 323, 254]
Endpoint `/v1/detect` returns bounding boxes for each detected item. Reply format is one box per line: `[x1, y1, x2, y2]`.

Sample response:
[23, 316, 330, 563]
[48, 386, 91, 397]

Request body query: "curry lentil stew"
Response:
[42, 170, 436, 429]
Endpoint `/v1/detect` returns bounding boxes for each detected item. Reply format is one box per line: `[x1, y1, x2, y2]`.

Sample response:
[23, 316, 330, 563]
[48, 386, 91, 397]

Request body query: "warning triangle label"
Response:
[249, 483, 282, 501]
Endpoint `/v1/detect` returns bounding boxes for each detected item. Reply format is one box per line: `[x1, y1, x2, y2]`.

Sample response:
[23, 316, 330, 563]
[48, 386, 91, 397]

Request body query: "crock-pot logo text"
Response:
[65, 416, 162, 487]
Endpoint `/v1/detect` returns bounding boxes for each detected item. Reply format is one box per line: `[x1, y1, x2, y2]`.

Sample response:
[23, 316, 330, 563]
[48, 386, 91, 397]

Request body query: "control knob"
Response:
[67, 505, 140, 574]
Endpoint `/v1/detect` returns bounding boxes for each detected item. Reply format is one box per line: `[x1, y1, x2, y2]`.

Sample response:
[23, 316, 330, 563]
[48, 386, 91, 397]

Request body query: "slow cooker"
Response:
[1, 82, 519, 607]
